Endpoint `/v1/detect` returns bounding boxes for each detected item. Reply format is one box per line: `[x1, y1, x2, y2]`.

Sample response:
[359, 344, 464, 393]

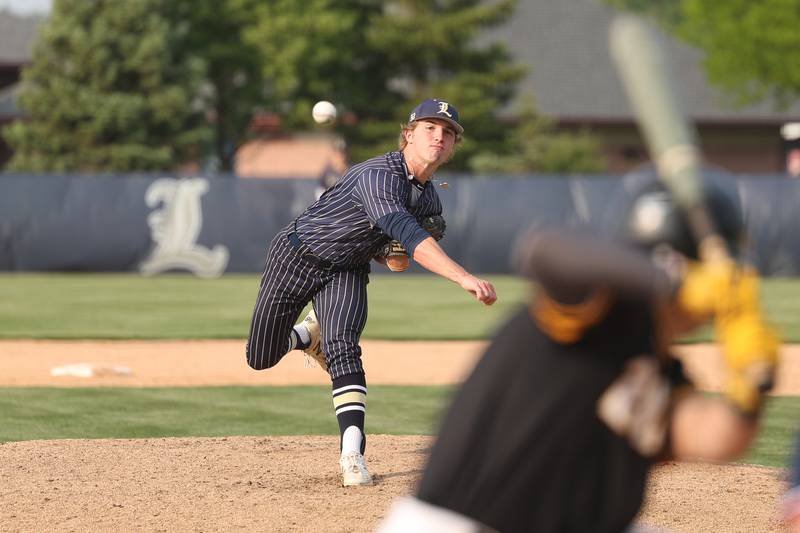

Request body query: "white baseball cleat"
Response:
[301, 309, 327, 372]
[340, 451, 373, 486]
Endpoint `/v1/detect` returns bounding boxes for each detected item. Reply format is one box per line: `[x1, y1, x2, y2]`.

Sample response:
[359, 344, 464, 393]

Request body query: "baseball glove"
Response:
[419, 215, 446, 241]
[379, 240, 410, 272]
[375, 215, 447, 272]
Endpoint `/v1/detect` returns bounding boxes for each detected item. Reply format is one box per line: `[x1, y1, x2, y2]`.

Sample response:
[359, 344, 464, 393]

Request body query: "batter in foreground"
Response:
[379, 177, 779, 532]
[245, 99, 496, 487]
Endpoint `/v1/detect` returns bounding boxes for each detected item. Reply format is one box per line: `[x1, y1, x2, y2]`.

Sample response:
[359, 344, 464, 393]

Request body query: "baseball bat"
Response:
[609, 14, 730, 263]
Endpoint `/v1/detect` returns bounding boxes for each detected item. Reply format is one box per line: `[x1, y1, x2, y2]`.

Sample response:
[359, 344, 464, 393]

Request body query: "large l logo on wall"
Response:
[139, 178, 229, 277]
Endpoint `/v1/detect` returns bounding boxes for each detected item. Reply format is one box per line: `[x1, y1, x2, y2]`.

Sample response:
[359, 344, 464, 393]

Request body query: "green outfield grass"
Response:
[0, 273, 526, 340]
[0, 385, 452, 441]
[745, 395, 799, 467]
[1, 273, 799, 341]
[1, 273, 797, 469]
[0, 385, 794, 468]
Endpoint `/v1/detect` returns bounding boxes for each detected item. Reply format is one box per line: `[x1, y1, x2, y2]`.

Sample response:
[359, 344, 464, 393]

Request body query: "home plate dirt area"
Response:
[1, 340, 798, 532]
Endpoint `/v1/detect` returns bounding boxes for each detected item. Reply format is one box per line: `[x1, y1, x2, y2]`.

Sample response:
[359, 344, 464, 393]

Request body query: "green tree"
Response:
[243, 0, 603, 172]
[363, 0, 526, 169]
[6, 0, 607, 175]
[604, 0, 800, 108]
[677, 0, 800, 108]
[3, 0, 208, 172]
[169, 0, 264, 172]
[469, 100, 606, 174]
[241, 0, 397, 160]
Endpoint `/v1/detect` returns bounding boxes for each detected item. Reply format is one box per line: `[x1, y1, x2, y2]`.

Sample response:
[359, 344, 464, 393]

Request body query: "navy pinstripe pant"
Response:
[246, 228, 369, 379]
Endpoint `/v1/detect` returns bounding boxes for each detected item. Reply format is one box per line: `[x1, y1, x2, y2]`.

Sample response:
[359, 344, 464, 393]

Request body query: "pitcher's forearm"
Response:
[412, 237, 468, 284]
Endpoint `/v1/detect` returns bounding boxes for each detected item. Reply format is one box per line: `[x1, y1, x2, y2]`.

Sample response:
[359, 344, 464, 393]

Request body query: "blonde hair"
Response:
[398, 120, 463, 150]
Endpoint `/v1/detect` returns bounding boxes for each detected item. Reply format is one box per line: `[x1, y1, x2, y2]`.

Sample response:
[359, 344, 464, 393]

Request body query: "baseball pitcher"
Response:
[245, 99, 497, 487]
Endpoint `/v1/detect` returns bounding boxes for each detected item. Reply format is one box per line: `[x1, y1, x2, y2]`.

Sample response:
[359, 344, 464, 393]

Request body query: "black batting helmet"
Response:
[613, 170, 745, 260]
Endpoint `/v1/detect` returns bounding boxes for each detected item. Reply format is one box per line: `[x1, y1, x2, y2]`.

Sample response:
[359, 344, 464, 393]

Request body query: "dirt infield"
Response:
[3, 339, 800, 393]
[1, 340, 797, 532]
[0, 436, 788, 533]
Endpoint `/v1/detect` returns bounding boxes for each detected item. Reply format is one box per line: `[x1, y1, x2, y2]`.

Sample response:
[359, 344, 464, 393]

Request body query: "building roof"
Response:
[0, 10, 43, 65]
[489, 0, 800, 123]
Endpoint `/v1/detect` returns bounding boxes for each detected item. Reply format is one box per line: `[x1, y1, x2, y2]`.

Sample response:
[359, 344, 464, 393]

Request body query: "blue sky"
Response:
[0, 0, 51, 16]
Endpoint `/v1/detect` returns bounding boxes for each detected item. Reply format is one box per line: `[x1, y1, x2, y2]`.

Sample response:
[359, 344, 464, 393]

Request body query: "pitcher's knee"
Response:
[245, 340, 283, 370]
[246, 356, 275, 371]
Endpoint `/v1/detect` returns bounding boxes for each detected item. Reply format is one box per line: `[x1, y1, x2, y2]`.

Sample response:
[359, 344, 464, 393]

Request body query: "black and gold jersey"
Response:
[417, 295, 689, 533]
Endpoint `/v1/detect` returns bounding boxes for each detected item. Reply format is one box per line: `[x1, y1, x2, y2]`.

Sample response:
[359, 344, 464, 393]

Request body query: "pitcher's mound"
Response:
[0, 435, 787, 532]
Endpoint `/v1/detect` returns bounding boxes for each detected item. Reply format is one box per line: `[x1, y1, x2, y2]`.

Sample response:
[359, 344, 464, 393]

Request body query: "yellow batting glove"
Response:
[678, 260, 763, 318]
[677, 259, 733, 319]
[715, 264, 763, 321]
[717, 312, 780, 415]
[678, 261, 780, 415]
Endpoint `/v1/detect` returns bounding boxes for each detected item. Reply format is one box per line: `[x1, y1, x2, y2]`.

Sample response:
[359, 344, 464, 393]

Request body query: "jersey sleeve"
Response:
[519, 228, 675, 344]
[376, 211, 431, 256]
[515, 228, 675, 304]
[353, 168, 408, 223]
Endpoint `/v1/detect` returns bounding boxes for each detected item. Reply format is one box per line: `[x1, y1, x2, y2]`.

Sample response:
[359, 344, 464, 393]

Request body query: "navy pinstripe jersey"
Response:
[294, 150, 443, 268]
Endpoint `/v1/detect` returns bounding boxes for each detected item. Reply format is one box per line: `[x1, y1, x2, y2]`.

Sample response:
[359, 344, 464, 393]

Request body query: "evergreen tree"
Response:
[242, 0, 394, 155]
[3, 0, 208, 172]
[5, 0, 606, 174]
[469, 99, 606, 174]
[243, 0, 603, 172]
[169, 0, 264, 172]
[360, 0, 525, 169]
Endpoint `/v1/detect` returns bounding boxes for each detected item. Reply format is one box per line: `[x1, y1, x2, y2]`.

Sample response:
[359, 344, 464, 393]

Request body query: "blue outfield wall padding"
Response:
[0, 172, 798, 276]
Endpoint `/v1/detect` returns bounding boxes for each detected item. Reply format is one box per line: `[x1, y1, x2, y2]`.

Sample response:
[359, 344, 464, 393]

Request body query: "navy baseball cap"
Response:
[408, 99, 464, 134]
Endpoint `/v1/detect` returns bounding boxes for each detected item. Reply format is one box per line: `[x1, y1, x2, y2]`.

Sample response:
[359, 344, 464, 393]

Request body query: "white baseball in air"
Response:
[312, 100, 337, 124]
